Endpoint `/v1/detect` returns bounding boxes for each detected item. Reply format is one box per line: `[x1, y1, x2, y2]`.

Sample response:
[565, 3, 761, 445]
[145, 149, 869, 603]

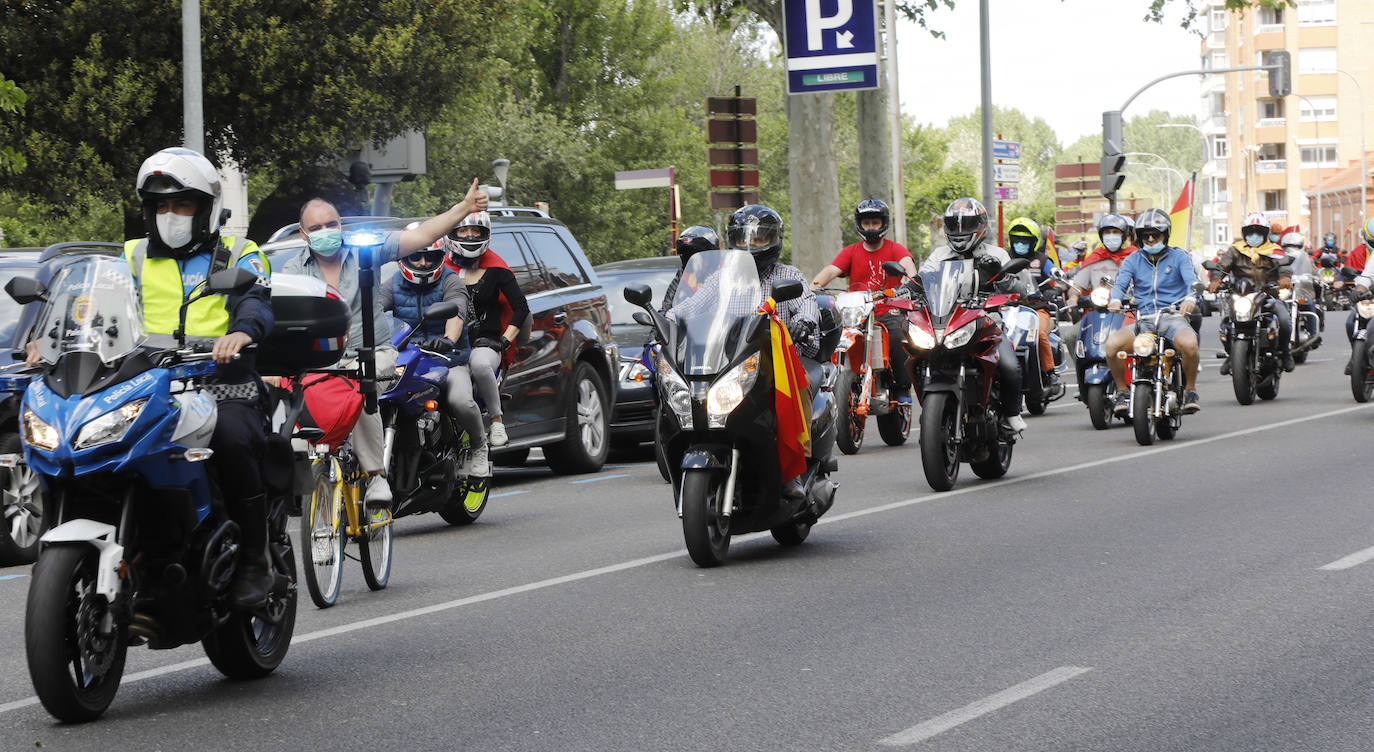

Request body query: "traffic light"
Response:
[1266, 50, 1291, 98]
[1100, 151, 1126, 199]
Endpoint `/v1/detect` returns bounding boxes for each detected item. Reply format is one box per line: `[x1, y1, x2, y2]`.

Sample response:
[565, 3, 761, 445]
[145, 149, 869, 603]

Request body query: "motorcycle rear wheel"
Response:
[770, 518, 812, 547]
[1085, 383, 1113, 431]
[1230, 340, 1256, 405]
[919, 392, 960, 491]
[26, 545, 127, 723]
[876, 402, 910, 446]
[1351, 347, 1374, 403]
[1132, 383, 1156, 446]
[835, 367, 864, 455]
[442, 477, 489, 525]
[204, 534, 297, 679]
[969, 436, 1013, 479]
[681, 470, 731, 567]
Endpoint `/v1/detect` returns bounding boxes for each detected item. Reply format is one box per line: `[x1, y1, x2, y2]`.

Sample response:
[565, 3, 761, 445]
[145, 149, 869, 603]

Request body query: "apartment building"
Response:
[1198, 0, 1373, 252]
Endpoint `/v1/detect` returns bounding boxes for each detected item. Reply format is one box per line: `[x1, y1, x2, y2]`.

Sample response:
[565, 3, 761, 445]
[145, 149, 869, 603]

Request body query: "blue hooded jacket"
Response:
[1110, 247, 1198, 315]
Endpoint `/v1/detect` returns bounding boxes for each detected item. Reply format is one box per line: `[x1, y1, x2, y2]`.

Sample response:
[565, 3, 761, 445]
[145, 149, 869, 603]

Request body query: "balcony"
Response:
[1256, 117, 1286, 128]
[1262, 210, 1288, 224]
[1256, 23, 1285, 34]
[1254, 159, 1287, 173]
[1203, 114, 1227, 133]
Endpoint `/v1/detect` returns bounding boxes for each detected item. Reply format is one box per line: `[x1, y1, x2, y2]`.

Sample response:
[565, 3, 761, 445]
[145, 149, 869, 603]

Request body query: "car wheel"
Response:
[544, 361, 611, 474]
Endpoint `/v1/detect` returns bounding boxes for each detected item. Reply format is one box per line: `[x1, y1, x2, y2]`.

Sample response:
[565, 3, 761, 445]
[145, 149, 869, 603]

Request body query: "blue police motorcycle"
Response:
[381, 302, 489, 525]
[10, 256, 343, 722]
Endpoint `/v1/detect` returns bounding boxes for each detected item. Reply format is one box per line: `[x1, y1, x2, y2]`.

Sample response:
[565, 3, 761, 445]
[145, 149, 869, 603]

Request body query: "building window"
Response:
[1298, 47, 1337, 74]
[1257, 98, 1285, 124]
[1299, 144, 1338, 167]
[1258, 5, 1284, 28]
[1209, 92, 1225, 118]
[1261, 190, 1286, 212]
[1214, 222, 1231, 246]
[1298, 0, 1336, 25]
[1209, 51, 1228, 69]
[1212, 136, 1230, 159]
[1211, 177, 1228, 202]
[1210, 9, 1228, 31]
[1299, 96, 1337, 121]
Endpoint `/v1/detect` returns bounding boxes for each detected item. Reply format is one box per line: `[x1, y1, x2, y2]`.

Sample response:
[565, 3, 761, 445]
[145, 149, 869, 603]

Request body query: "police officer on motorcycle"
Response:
[919, 197, 1032, 433]
[1209, 212, 1295, 374]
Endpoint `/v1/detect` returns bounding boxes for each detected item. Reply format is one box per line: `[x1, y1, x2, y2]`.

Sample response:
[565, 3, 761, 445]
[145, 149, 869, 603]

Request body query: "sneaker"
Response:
[489, 421, 509, 447]
[469, 443, 491, 478]
[896, 392, 913, 405]
[364, 474, 393, 509]
[1002, 414, 1027, 433]
[1219, 359, 1232, 376]
[1182, 390, 1201, 414]
[1112, 391, 1130, 417]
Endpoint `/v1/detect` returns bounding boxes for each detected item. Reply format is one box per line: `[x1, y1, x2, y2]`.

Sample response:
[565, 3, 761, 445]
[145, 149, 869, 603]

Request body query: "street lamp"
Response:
[1296, 94, 1323, 241]
[492, 158, 511, 207]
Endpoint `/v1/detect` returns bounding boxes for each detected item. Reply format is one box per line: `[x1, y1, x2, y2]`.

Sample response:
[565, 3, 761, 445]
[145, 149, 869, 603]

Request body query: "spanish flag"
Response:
[760, 298, 811, 484]
[1043, 228, 1060, 270]
[1168, 179, 1193, 249]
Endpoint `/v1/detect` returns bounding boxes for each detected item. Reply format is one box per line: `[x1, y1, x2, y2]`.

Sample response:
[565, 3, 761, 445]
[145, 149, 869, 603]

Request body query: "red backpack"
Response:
[292, 373, 363, 448]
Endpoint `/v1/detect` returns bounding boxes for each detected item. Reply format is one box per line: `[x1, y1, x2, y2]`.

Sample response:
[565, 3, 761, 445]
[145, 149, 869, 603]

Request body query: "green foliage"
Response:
[0, 74, 26, 175]
[0, 193, 122, 248]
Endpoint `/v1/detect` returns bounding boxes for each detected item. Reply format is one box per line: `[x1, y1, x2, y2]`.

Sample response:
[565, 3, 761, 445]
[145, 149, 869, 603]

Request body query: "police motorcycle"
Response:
[829, 282, 913, 453]
[623, 249, 840, 568]
[380, 302, 489, 525]
[902, 256, 1030, 492]
[1121, 304, 1189, 446]
[9, 255, 347, 722]
[1002, 273, 1068, 416]
[1278, 271, 1323, 364]
[1073, 274, 1131, 430]
[1206, 257, 1294, 405]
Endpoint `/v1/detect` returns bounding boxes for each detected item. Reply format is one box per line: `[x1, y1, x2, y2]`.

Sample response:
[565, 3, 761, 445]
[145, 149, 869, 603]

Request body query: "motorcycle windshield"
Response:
[668, 250, 762, 376]
[32, 256, 147, 367]
[918, 259, 974, 328]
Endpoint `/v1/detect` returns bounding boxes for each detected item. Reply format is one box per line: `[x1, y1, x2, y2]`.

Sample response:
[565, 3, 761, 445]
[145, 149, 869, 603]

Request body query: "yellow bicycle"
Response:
[300, 440, 394, 608]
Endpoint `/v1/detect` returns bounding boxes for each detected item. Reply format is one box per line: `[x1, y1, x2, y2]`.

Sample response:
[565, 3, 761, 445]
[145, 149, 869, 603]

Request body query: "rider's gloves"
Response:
[423, 337, 455, 354]
[474, 335, 513, 352]
[787, 319, 816, 346]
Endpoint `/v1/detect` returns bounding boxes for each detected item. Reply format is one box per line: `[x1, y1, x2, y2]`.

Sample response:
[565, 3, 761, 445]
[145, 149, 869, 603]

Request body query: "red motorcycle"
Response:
[900, 257, 1029, 491]
[828, 286, 914, 454]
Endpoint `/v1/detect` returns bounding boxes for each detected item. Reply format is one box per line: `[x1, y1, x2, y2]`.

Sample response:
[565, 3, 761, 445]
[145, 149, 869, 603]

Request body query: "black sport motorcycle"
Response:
[624, 250, 839, 567]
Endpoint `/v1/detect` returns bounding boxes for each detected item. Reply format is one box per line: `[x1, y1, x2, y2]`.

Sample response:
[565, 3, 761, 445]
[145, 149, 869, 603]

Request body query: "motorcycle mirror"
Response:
[4, 276, 47, 305]
[624, 284, 653, 307]
[880, 261, 906, 278]
[632, 311, 653, 327]
[207, 267, 257, 296]
[999, 257, 1031, 277]
[423, 300, 461, 321]
[772, 279, 804, 303]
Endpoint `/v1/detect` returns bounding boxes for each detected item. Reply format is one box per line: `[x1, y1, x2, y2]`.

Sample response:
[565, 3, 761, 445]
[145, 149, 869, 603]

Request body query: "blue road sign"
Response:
[992, 140, 1021, 161]
[783, 0, 880, 94]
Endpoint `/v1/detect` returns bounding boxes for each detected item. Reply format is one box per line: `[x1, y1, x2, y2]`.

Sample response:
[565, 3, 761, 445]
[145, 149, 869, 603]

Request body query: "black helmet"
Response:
[942, 197, 988, 254]
[1134, 209, 1172, 250]
[675, 225, 720, 267]
[727, 204, 785, 271]
[1323, 232, 1338, 248]
[854, 199, 891, 244]
[1097, 213, 1131, 246]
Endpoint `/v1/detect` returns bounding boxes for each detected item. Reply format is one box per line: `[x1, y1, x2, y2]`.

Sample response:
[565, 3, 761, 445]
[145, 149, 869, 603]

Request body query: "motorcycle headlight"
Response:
[654, 352, 693, 430]
[944, 320, 976, 349]
[1232, 294, 1256, 322]
[706, 353, 760, 428]
[73, 398, 148, 450]
[840, 306, 865, 328]
[1089, 286, 1111, 308]
[1278, 287, 1291, 300]
[907, 322, 936, 350]
[1358, 300, 1374, 319]
[1132, 333, 1157, 357]
[22, 409, 58, 452]
[394, 365, 407, 378]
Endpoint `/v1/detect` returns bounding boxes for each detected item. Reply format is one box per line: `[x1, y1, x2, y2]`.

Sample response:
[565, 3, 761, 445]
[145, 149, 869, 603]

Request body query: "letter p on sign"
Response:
[806, 0, 853, 50]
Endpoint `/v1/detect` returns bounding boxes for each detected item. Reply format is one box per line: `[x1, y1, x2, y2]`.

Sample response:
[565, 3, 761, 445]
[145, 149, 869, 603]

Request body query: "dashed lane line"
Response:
[568, 473, 629, 484]
[1318, 544, 1374, 571]
[877, 666, 1094, 746]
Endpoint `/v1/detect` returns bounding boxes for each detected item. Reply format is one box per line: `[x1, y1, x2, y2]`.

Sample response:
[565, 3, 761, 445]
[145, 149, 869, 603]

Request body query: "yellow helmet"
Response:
[1006, 217, 1041, 257]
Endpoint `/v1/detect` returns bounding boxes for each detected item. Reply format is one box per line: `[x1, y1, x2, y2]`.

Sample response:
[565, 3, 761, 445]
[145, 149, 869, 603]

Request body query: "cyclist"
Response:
[810, 199, 917, 403]
[378, 228, 488, 477]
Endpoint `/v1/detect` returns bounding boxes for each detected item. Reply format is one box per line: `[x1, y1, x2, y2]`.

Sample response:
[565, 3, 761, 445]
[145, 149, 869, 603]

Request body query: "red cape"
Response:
[446, 251, 518, 366]
[1079, 245, 1137, 268]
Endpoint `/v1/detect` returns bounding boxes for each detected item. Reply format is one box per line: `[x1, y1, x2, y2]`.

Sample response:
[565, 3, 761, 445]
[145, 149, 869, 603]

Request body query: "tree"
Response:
[0, 0, 505, 229]
[0, 73, 26, 175]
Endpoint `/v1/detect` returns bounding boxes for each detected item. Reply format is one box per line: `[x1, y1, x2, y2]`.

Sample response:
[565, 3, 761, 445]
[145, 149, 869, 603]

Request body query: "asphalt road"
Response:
[3, 317, 1374, 751]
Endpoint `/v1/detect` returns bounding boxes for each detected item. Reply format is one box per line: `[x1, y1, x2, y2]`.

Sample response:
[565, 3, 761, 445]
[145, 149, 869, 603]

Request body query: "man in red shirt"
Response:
[811, 199, 918, 401]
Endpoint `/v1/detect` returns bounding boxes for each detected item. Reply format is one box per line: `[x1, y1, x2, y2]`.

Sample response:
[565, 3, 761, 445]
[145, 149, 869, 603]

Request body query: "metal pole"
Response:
[181, 0, 203, 152]
[1186, 170, 1197, 251]
[978, 0, 994, 211]
[884, 0, 907, 247]
[1298, 94, 1321, 240]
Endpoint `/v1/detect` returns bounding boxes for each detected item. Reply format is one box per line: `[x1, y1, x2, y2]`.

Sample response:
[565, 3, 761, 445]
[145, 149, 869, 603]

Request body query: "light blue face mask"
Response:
[1143, 241, 1166, 254]
[1245, 232, 1265, 247]
[308, 228, 343, 256]
[1012, 240, 1032, 255]
[1102, 234, 1123, 252]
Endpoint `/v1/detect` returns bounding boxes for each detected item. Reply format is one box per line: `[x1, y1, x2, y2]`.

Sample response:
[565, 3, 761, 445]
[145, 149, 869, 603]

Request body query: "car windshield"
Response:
[603, 268, 677, 326]
[667, 250, 762, 376]
[0, 267, 34, 348]
[918, 258, 975, 326]
[32, 256, 147, 366]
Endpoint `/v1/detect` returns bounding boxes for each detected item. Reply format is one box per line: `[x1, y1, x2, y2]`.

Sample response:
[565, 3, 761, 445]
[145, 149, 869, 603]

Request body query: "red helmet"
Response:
[399, 221, 446, 286]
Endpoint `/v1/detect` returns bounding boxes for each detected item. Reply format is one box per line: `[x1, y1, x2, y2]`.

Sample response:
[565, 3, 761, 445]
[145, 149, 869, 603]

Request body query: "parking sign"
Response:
[782, 0, 880, 94]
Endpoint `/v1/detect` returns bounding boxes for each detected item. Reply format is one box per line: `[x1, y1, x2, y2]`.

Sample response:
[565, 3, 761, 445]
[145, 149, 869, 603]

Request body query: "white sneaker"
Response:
[364, 474, 393, 507]
[1005, 414, 1027, 433]
[489, 422, 508, 447]
[469, 443, 491, 477]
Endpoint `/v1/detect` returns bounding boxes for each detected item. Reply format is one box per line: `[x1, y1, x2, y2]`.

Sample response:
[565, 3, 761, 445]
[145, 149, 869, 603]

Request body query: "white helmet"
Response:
[136, 147, 224, 255]
[445, 211, 491, 266]
[1280, 231, 1305, 252]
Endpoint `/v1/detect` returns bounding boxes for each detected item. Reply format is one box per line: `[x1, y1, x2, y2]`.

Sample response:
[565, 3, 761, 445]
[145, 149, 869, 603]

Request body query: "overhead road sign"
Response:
[614, 168, 674, 191]
[992, 140, 1020, 161]
[709, 147, 759, 167]
[994, 164, 1020, 183]
[783, 0, 880, 94]
[709, 169, 760, 189]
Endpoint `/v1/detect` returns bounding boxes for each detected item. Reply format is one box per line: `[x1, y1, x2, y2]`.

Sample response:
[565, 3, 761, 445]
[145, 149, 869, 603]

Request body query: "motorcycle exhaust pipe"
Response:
[1291, 335, 1322, 354]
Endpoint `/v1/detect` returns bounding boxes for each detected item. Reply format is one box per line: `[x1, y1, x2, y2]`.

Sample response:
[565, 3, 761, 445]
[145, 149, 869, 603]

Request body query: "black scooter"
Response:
[625, 250, 839, 567]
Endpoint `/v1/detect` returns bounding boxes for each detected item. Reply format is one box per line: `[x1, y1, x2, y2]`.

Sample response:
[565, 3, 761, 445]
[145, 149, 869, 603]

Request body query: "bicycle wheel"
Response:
[299, 462, 344, 608]
[358, 502, 393, 591]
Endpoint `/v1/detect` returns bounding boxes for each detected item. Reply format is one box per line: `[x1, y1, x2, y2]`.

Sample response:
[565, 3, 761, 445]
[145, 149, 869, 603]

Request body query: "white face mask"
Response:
[157, 212, 195, 249]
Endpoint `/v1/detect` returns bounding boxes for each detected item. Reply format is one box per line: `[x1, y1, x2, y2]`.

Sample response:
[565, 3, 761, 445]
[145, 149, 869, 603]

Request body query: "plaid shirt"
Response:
[669, 262, 820, 358]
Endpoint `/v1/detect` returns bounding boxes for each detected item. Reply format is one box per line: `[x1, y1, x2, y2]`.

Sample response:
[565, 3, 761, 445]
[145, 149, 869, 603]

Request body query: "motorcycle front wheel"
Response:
[918, 392, 960, 491]
[26, 545, 128, 723]
[680, 470, 731, 567]
[1230, 340, 1256, 405]
[1085, 383, 1113, 430]
[835, 367, 864, 455]
[1351, 346, 1373, 403]
[1132, 383, 1156, 446]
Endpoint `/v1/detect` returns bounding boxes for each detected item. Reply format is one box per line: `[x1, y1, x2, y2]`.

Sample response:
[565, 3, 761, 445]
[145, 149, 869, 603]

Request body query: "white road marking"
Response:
[1318, 544, 1374, 571]
[0, 403, 1368, 716]
[569, 473, 629, 485]
[877, 666, 1093, 746]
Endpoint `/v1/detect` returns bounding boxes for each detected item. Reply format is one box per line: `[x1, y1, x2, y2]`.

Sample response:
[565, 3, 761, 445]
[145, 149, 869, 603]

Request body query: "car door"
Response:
[488, 229, 563, 442]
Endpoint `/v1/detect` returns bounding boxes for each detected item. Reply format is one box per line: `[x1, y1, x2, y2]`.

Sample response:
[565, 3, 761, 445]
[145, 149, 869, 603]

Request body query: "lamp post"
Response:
[1296, 94, 1322, 240]
[492, 158, 510, 207]
[1321, 67, 1367, 226]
